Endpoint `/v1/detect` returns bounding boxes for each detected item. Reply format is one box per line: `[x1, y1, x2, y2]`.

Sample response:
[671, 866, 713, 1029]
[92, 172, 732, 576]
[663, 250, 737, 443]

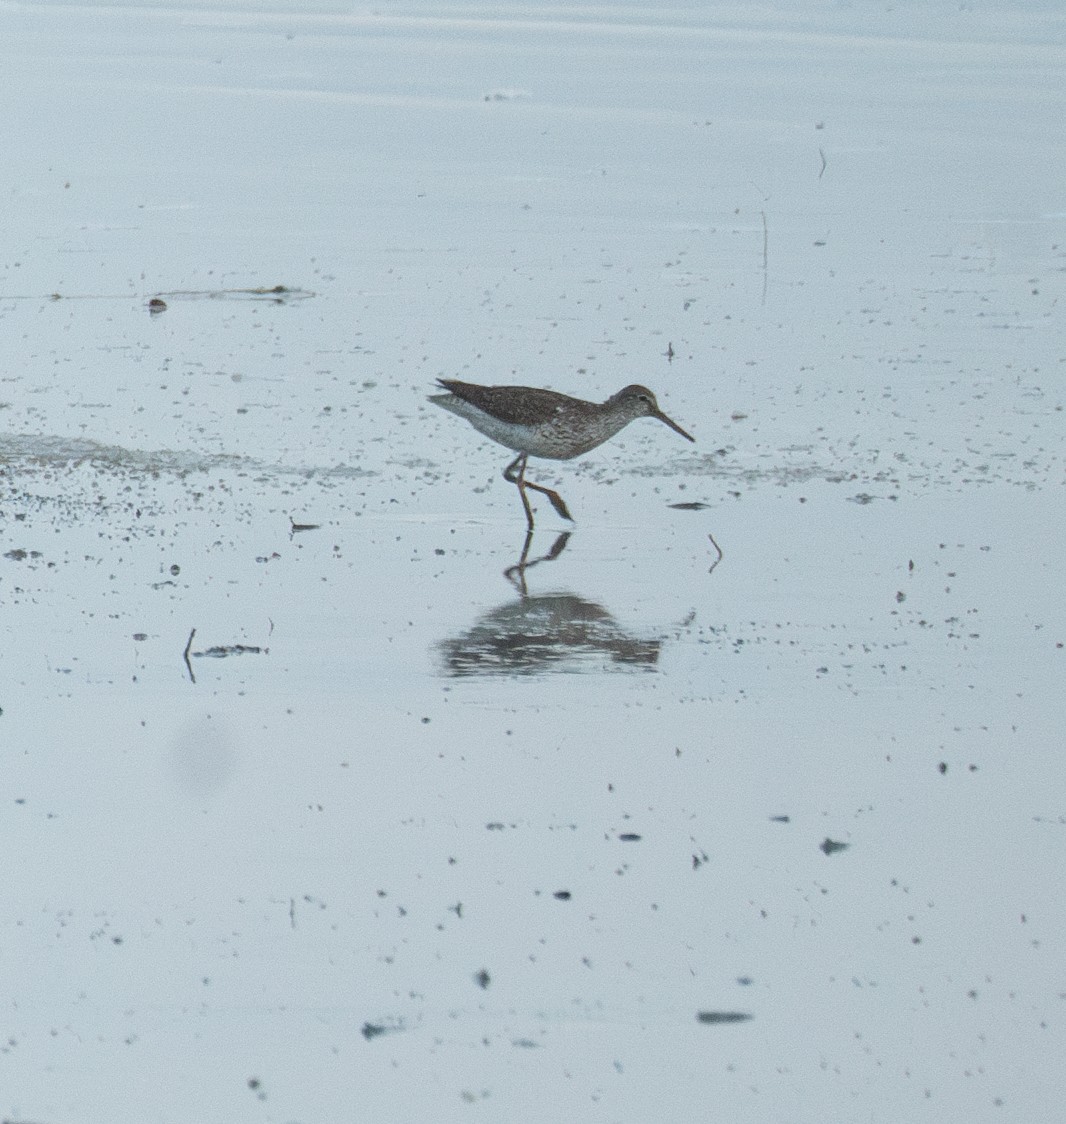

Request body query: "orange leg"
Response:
[503, 454, 573, 529]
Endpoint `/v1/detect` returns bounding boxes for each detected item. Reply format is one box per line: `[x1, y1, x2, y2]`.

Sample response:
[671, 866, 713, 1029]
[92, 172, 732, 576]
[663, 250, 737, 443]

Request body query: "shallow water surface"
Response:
[1, 2, 1064, 1121]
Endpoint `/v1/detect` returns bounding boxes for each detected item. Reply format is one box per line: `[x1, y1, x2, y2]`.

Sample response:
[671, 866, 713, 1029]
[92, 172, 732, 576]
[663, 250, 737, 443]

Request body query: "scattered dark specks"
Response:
[668, 501, 710, 510]
[618, 832, 642, 842]
[697, 1010, 753, 1025]
[553, 890, 572, 901]
[821, 837, 849, 856]
[4, 548, 43, 562]
[473, 969, 491, 990]
[195, 644, 266, 659]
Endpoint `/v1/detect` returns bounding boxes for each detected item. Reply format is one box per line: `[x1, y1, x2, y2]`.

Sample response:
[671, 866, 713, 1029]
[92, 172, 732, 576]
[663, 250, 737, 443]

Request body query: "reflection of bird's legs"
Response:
[504, 529, 536, 595]
[503, 453, 573, 528]
[504, 530, 572, 595]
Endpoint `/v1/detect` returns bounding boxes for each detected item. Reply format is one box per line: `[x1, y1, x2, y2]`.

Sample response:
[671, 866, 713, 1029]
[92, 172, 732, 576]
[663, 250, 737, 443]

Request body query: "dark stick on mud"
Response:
[183, 628, 196, 683]
[708, 532, 724, 575]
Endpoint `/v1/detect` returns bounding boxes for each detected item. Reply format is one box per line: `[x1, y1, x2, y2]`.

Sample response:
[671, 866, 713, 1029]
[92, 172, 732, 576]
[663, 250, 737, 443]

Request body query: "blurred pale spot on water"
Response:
[168, 713, 237, 798]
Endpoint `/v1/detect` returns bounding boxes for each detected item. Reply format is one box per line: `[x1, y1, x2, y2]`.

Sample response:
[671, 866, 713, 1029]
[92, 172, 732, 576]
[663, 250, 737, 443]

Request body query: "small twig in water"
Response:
[183, 628, 196, 683]
[818, 147, 827, 179]
[708, 532, 724, 575]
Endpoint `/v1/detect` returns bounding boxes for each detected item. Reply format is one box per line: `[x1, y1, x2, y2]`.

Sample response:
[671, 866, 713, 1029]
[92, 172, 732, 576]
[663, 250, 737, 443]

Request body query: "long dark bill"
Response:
[654, 410, 695, 442]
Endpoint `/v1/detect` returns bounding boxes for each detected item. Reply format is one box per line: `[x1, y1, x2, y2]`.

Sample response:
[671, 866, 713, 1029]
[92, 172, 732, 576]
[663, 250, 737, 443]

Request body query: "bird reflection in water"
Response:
[504, 529, 571, 596]
[436, 532, 663, 677]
